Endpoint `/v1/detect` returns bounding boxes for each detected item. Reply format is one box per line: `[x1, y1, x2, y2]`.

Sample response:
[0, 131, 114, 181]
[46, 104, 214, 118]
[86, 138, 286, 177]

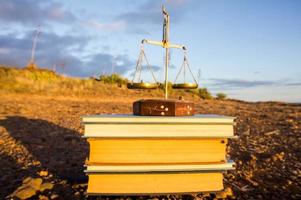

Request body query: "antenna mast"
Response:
[26, 26, 41, 69]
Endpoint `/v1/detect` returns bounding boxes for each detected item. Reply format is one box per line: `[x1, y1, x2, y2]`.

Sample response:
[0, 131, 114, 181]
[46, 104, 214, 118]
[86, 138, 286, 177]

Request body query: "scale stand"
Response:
[130, 5, 197, 116]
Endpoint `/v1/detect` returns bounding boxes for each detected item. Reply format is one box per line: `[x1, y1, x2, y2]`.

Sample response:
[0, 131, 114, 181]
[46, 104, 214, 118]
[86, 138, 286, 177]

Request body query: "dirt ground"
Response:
[0, 93, 300, 200]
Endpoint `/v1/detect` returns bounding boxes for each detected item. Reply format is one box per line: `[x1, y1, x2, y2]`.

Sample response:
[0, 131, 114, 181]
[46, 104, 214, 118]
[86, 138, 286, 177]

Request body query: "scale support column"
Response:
[165, 47, 169, 99]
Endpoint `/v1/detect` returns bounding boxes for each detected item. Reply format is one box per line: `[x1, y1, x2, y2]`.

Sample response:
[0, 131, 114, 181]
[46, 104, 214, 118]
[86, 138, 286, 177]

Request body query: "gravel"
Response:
[0, 94, 300, 199]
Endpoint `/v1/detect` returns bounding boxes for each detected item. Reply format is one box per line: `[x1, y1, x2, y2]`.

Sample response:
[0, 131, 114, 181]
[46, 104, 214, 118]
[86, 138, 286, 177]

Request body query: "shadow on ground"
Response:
[0, 116, 88, 198]
[0, 153, 29, 198]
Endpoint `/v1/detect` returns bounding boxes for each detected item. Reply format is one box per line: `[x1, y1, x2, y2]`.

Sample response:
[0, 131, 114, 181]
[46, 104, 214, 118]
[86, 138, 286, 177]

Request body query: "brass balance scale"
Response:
[128, 6, 198, 116]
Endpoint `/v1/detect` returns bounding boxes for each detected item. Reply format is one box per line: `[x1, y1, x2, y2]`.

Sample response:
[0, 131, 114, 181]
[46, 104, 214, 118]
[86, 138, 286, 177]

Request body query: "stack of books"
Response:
[82, 114, 235, 195]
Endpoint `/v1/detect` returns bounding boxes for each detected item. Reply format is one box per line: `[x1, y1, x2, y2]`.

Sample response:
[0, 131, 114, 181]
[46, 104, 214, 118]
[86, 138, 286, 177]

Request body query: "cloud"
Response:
[78, 1, 161, 34]
[0, 31, 88, 73]
[0, 31, 136, 77]
[112, 0, 196, 34]
[83, 20, 127, 32]
[166, 0, 190, 6]
[0, 0, 198, 77]
[284, 82, 301, 86]
[85, 53, 134, 77]
[138, 65, 161, 72]
[203, 77, 301, 91]
[116, 9, 161, 26]
[207, 78, 276, 89]
[0, 0, 75, 25]
[169, 64, 177, 69]
[128, 64, 162, 80]
[78, 0, 197, 35]
[114, 8, 161, 35]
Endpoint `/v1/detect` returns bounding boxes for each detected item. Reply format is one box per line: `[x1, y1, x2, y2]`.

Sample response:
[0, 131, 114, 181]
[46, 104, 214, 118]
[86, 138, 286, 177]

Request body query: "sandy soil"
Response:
[0, 93, 300, 199]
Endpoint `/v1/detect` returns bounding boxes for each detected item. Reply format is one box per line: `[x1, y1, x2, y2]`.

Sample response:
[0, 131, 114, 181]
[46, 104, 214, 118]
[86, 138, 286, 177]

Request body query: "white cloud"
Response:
[166, 0, 190, 6]
[0, 48, 10, 54]
[83, 20, 127, 32]
[0, 0, 75, 25]
[227, 85, 301, 103]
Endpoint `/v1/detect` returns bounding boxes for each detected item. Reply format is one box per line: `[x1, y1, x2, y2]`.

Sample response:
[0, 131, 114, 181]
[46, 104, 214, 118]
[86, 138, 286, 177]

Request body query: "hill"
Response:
[0, 66, 196, 100]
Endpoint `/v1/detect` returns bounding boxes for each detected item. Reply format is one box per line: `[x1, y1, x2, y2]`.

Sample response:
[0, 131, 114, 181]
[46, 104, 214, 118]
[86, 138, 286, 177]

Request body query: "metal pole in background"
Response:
[30, 26, 41, 64]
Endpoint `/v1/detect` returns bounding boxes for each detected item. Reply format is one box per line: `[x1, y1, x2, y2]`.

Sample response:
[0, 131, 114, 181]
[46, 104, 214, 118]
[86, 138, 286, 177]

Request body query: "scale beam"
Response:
[142, 39, 163, 47]
[168, 43, 186, 50]
[142, 39, 186, 50]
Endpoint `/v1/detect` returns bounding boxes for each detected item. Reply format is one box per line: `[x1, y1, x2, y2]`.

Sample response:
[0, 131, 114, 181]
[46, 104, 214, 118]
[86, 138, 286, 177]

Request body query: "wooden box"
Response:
[133, 99, 194, 116]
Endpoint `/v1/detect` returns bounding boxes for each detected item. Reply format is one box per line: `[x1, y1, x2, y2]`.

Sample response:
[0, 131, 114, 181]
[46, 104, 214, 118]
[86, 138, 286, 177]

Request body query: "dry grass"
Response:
[0, 66, 193, 100]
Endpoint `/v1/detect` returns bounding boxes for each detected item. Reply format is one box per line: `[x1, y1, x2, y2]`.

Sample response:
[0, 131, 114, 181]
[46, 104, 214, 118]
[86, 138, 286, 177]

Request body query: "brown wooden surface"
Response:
[133, 99, 194, 116]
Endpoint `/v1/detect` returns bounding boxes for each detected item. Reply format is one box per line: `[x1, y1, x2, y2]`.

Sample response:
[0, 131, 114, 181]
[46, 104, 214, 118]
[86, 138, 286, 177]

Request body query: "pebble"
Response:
[40, 182, 54, 192]
[39, 170, 49, 177]
[215, 187, 233, 198]
[9, 177, 42, 199]
[39, 195, 49, 200]
[50, 194, 59, 199]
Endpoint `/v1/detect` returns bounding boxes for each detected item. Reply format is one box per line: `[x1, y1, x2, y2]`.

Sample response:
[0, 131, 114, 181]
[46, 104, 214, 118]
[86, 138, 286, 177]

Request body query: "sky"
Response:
[0, 0, 301, 102]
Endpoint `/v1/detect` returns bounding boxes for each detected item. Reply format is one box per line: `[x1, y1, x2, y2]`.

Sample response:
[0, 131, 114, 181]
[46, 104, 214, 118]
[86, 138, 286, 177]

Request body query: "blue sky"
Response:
[0, 0, 301, 102]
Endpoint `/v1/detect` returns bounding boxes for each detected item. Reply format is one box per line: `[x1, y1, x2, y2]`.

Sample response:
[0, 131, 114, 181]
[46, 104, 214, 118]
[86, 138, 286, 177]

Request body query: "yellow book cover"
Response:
[87, 172, 224, 195]
[88, 138, 227, 164]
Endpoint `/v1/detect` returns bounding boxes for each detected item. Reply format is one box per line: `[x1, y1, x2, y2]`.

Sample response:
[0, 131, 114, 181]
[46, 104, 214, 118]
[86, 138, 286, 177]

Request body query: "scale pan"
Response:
[172, 83, 198, 89]
[127, 82, 159, 89]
